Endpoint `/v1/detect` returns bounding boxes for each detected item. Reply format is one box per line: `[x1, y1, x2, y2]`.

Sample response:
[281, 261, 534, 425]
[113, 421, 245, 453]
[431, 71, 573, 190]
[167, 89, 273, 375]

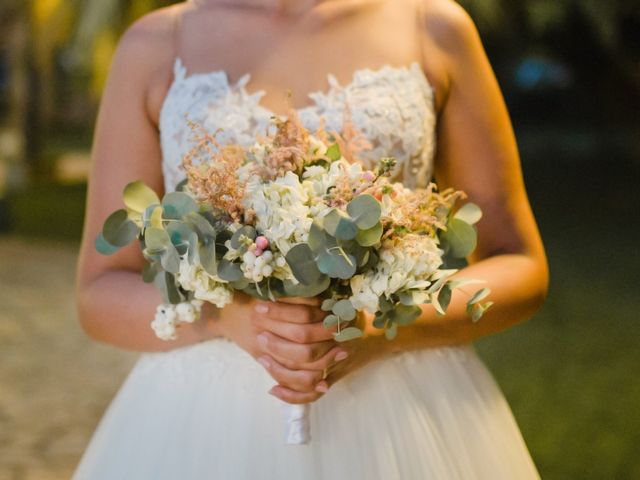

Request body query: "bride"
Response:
[73, 0, 549, 478]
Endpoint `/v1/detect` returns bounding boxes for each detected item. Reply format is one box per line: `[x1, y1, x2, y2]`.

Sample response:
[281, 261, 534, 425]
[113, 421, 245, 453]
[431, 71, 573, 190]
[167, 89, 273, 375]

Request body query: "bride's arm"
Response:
[75, 11, 219, 352]
[381, 2, 549, 352]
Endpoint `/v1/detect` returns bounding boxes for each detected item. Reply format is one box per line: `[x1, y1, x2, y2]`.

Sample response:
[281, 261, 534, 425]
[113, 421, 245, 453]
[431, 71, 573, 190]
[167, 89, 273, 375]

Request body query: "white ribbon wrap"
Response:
[282, 403, 311, 445]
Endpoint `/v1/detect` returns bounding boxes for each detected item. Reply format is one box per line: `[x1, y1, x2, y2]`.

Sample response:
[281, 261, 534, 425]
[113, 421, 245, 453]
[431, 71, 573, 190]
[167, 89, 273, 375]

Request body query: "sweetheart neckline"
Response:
[160, 56, 436, 120]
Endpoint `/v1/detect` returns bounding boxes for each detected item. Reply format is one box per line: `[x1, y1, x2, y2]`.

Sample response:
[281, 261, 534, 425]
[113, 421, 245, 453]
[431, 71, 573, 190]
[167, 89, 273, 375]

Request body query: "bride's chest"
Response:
[158, 58, 437, 191]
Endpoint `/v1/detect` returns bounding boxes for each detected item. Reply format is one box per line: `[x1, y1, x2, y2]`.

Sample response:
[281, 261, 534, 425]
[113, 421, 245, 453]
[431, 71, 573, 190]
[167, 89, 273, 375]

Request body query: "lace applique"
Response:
[159, 57, 437, 193]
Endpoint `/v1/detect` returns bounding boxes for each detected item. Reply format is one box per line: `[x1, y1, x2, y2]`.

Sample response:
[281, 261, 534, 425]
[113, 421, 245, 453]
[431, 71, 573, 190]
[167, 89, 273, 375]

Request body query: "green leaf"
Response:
[307, 221, 325, 254]
[160, 246, 180, 274]
[467, 287, 491, 305]
[217, 259, 244, 282]
[282, 275, 330, 297]
[154, 272, 182, 304]
[123, 181, 160, 214]
[323, 314, 340, 328]
[385, 322, 398, 340]
[334, 327, 363, 342]
[332, 299, 356, 321]
[373, 313, 387, 329]
[230, 226, 256, 249]
[144, 227, 172, 253]
[447, 278, 485, 289]
[103, 209, 139, 247]
[142, 262, 160, 283]
[184, 212, 217, 239]
[440, 218, 477, 258]
[317, 247, 357, 280]
[143, 205, 163, 228]
[95, 233, 120, 255]
[393, 304, 422, 326]
[472, 301, 494, 323]
[175, 178, 189, 192]
[166, 221, 193, 250]
[199, 241, 217, 276]
[438, 284, 452, 313]
[454, 203, 483, 225]
[323, 209, 357, 241]
[355, 221, 383, 247]
[347, 194, 382, 230]
[162, 192, 198, 220]
[321, 298, 336, 311]
[325, 143, 341, 161]
[285, 244, 324, 285]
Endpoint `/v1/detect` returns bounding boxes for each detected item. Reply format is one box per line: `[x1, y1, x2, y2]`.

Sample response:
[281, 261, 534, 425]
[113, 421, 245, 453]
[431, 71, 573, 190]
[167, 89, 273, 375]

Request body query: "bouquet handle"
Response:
[282, 403, 311, 445]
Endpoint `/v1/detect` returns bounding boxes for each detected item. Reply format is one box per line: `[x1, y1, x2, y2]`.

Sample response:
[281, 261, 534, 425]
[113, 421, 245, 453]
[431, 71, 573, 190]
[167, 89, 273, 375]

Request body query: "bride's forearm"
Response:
[382, 253, 549, 353]
[76, 270, 221, 352]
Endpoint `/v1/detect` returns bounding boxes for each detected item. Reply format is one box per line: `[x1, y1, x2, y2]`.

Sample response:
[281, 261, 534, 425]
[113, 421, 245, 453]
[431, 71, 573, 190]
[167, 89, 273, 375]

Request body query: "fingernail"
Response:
[335, 351, 349, 362]
[315, 382, 329, 393]
[257, 356, 271, 369]
[268, 386, 278, 396]
[257, 333, 268, 348]
[255, 303, 269, 314]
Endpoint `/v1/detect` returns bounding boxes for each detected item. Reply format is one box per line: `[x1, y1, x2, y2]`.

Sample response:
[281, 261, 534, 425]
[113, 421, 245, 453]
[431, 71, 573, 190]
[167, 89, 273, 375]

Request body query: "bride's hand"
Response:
[251, 297, 351, 404]
[253, 304, 389, 404]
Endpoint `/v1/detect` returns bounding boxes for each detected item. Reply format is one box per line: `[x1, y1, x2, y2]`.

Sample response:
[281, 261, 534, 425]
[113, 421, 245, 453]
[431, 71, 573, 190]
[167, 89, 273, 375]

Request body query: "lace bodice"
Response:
[159, 57, 437, 192]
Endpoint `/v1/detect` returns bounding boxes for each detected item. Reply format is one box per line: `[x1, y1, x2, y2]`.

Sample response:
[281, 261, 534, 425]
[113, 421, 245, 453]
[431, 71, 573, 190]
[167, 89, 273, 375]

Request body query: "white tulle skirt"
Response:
[73, 338, 540, 479]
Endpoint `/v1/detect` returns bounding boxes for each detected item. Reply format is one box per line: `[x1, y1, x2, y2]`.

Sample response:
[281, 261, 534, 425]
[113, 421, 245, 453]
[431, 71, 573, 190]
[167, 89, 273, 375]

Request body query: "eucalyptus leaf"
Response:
[175, 178, 189, 192]
[282, 275, 330, 297]
[332, 299, 356, 321]
[162, 192, 198, 220]
[307, 221, 325, 254]
[333, 327, 363, 342]
[467, 287, 491, 305]
[321, 298, 336, 311]
[373, 314, 387, 329]
[95, 233, 120, 255]
[124, 181, 160, 214]
[440, 218, 477, 258]
[393, 304, 422, 326]
[217, 259, 244, 282]
[145, 227, 172, 253]
[385, 322, 398, 340]
[199, 241, 217, 276]
[184, 212, 217, 239]
[438, 284, 452, 312]
[142, 262, 160, 283]
[454, 203, 483, 225]
[323, 209, 357, 241]
[154, 272, 182, 304]
[230, 226, 257, 249]
[347, 194, 382, 229]
[323, 314, 340, 328]
[103, 209, 138, 247]
[166, 221, 193, 249]
[285, 244, 324, 285]
[160, 246, 181, 274]
[355, 221, 383, 247]
[317, 247, 356, 280]
[143, 204, 163, 229]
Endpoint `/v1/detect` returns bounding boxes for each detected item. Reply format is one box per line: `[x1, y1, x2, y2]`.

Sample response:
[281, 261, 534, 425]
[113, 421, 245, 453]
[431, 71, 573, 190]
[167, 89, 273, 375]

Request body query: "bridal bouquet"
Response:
[96, 108, 493, 444]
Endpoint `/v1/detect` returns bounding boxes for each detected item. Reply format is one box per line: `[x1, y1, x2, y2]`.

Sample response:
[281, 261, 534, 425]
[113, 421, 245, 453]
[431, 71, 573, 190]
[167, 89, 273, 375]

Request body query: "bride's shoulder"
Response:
[106, 4, 192, 122]
[418, 0, 482, 55]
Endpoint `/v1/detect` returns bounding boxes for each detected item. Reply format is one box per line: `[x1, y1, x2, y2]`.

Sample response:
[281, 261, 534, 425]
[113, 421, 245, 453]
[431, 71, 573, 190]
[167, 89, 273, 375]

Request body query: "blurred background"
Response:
[0, 0, 639, 478]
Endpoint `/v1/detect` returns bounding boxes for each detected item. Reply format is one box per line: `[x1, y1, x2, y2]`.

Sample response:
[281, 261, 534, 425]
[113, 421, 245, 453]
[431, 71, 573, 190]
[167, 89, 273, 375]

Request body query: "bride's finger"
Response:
[256, 355, 323, 393]
[269, 345, 349, 372]
[268, 385, 323, 405]
[276, 296, 322, 307]
[257, 331, 334, 364]
[254, 301, 324, 324]
[252, 313, 336, 343]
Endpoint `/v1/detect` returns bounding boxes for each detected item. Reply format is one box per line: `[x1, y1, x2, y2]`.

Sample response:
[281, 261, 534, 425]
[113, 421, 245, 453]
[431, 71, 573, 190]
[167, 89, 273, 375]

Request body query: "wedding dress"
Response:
[73, 56, 541, 479]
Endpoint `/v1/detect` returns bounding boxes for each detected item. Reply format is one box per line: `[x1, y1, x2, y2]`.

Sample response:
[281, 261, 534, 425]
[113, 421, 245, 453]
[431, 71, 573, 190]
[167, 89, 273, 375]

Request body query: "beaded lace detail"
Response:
[159, 57, 437, 193]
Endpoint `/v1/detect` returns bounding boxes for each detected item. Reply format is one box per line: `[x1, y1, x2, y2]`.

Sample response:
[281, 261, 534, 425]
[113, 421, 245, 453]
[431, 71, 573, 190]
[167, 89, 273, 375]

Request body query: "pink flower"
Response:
[256, 236, 269, 250]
